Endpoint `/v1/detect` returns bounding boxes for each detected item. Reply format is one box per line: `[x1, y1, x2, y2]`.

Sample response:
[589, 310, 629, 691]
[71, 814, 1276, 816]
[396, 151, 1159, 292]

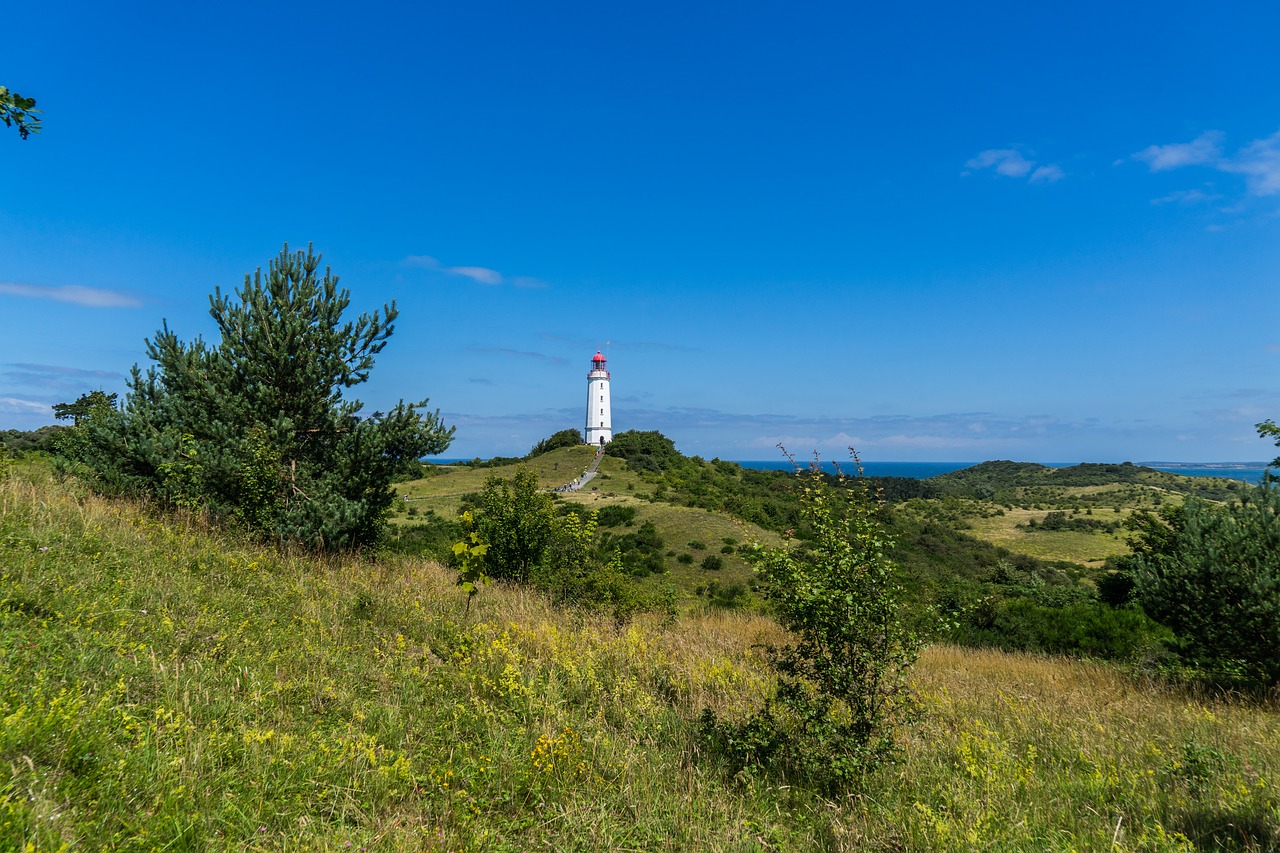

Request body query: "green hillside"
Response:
[3, 461, 1278, 850]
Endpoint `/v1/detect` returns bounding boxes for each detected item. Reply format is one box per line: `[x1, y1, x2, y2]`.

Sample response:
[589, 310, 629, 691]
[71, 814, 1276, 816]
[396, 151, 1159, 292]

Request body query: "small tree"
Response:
[53, 391, 118, 426]
[701, 451, 924, 793]
[471, 469, 557, 582]
[78, 244, 453, 549]
[1132, 484, 1280, 686]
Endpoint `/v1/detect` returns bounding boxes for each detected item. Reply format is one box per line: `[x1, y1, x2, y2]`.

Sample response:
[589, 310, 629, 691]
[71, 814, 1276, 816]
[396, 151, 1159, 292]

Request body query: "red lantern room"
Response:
[589, 351, 609, 377]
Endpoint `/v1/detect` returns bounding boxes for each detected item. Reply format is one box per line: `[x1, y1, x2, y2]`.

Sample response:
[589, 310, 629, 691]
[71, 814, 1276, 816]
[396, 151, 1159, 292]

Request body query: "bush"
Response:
[596, 505, 637, 528]
[1133, 483, 1280, 685]
[700, 555, 723, 571]
[604, 430, 684, 473]
[528, 428, 584, 457]
[701, 454, 924, 793]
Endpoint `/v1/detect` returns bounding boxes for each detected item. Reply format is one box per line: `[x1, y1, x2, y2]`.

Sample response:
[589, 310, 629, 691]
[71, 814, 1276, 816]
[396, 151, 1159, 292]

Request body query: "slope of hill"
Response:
[2, 462, 1278, 850]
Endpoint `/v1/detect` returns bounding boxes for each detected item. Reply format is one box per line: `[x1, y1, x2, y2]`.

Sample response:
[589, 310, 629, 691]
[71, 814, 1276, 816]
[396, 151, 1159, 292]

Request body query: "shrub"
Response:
[701, 453, 924, 793]
[596, 504, 637, 528]
[700, 555, 723, 571]
[528, 428, 584, 457]
[1132, 483, 1280, 685]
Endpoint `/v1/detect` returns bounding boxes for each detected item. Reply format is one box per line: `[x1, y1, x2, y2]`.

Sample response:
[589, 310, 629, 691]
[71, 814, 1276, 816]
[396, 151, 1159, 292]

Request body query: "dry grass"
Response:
[3, 461, 1277, 851]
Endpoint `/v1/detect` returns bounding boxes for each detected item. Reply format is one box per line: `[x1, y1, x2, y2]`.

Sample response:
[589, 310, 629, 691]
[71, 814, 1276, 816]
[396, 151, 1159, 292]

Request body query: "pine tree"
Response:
[1133, 483, 1280, 685]
[82, 244, 453, 549]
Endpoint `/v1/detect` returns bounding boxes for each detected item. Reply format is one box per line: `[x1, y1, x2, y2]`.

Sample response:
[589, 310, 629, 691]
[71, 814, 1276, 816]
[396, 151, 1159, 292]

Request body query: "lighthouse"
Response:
[584, 351, 613, 446]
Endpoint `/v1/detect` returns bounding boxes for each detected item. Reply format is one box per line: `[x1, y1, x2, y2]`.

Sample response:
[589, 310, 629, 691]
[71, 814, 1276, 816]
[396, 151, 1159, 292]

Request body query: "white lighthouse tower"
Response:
[584, 350, 613, 446]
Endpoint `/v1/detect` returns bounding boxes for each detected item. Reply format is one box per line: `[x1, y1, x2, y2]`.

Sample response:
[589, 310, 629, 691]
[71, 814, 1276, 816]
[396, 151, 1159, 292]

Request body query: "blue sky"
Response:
[3, 1, 1278, 462]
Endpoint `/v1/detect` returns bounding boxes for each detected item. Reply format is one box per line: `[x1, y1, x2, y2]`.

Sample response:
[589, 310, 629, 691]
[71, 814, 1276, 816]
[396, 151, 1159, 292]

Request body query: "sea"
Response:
[733, 461, 1272, 485]
[431, 457, 1272, 485]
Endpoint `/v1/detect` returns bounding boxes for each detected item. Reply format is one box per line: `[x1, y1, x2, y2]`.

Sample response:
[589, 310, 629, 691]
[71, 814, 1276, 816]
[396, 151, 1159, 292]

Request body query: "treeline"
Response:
[933, 459, 1246, 502]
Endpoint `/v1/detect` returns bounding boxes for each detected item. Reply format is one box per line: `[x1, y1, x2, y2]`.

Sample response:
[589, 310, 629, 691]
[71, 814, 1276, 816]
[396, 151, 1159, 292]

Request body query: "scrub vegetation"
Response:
[1, 459, 1278, 851]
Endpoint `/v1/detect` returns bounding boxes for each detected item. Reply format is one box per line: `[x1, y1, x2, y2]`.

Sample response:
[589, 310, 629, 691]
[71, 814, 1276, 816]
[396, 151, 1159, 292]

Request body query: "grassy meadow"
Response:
[2, 460, 1278, 850]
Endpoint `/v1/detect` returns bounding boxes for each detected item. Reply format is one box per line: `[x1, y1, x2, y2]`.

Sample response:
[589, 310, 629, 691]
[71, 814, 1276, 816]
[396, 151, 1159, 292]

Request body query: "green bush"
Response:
[1133, 483, 1280, 685]
[596, 504, 637, 528]
[701, 456, 924, 793]
[700, 555, 723, 571]
[528, 428, 584, 457]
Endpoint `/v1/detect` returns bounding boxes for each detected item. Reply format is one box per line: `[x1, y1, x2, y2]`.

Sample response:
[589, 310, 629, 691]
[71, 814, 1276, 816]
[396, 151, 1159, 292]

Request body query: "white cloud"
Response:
[0, 282, 141, 308]
[1133, 129, 1280, 206]
[1029, 164, 1065, 184]
[403, 253, 550, 288]
[401, 255, 439, 269]
[1133, 131, 1223, 171]
[0, 397, 52, 415]
[1151, 188, 1220, 205]
[1220, 131, 1280, 196]
[966, 148, 1034, 178]
[447, 266, 504, 285]
[965, 148, 1064, 185]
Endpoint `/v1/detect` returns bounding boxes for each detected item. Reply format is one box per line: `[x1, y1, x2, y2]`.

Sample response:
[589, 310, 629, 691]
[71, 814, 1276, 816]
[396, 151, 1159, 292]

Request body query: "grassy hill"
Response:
[389, 447, 786, 607]
[2, 462, 1278, 850]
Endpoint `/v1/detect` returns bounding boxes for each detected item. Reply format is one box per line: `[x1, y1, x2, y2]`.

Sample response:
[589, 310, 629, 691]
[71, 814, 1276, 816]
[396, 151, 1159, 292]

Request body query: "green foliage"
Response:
[52, 390, 118, 426]
[471, 469, 556, 583]
[1257, 419, 1280, 467]
[702, 455, 924, 793]
[700, 554, 723, 571]
[382, 512, 461, 563]
[595, 504, 636, 527]
[528, 428, 584, 457]
[451, 511, 490, 612]
[461, 471, 672, 620]
[934, 460, 1237, 502]
[71, 244, 454, 549]
[1132, 483, 1280, 685]
[0, 426, 65, 456]
[948, 590, 1170, 660]
[598, 520, 666, 577]
[1022, 510, 1119, 534]
[605, 430, 685, 473]
[0, 86, 40, 139]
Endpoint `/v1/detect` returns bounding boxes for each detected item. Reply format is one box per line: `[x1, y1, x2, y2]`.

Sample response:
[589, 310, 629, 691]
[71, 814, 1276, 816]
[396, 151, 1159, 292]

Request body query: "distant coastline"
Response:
[429, 457, 1271, 485]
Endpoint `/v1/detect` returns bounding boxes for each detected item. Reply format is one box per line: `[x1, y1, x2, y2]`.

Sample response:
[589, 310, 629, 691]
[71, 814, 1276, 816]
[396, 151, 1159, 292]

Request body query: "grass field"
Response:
[962, 506, 1133, 567]
[907, 484, 1196, 568]
[2, 462, 1277, 850]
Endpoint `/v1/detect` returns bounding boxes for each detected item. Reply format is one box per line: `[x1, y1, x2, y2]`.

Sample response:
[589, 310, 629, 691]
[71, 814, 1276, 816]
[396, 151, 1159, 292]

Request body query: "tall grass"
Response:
[1, 462, 1277, 850]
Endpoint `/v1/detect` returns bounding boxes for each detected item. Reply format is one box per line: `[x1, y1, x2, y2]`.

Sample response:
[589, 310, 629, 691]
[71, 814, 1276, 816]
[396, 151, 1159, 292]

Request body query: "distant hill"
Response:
[932, 460, 1247, 501]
